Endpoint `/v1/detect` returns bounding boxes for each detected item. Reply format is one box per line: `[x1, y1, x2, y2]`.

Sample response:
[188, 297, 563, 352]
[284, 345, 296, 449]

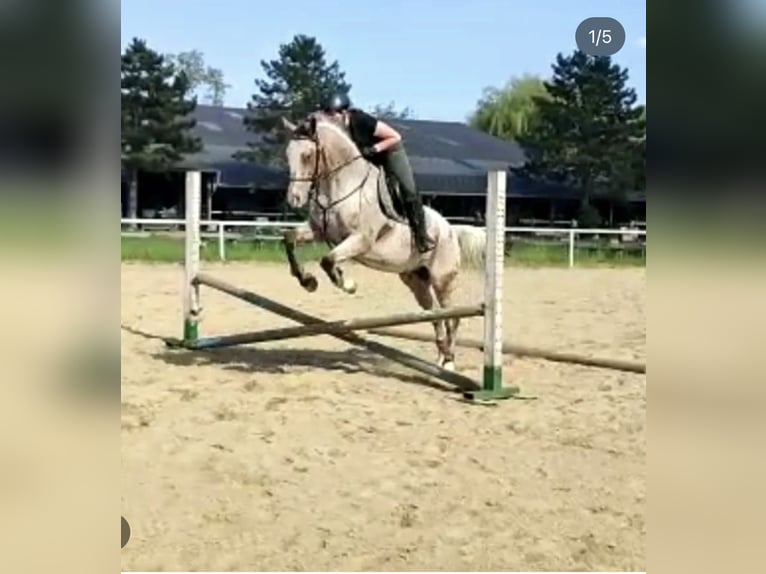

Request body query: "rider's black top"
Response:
[347, 108, 385, 164]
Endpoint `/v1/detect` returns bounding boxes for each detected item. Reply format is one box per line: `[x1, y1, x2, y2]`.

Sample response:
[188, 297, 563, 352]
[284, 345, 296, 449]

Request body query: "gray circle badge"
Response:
[576, 17, 626, 56]
[121, 516, 131, 548]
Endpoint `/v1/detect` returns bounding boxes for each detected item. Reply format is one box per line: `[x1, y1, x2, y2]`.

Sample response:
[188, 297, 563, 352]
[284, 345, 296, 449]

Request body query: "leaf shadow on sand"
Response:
[150, 343, 465, 396]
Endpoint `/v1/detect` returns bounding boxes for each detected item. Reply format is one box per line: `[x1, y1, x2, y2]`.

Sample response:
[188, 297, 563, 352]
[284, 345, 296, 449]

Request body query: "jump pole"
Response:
[189, 273, 485, 393]
[367, 327, 646, 374]
[184, 300, 484, 350]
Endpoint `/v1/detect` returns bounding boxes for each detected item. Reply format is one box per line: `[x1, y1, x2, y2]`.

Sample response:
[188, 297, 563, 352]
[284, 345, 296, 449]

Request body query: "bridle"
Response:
[288, 125, 374, 217]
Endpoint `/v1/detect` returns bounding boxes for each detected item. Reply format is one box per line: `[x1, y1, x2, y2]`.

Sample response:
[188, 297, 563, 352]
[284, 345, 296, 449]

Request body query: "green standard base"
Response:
[462, 386, 521, 403]
[163, 337, 189, 349]
[461, 366, 521, 403]
[163, 320, 198, 350]
[184, 320, 199, 344]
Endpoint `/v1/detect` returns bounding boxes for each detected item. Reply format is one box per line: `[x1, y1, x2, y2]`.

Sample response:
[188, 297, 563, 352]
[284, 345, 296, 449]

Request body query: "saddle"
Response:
[373, 168, 407, 225]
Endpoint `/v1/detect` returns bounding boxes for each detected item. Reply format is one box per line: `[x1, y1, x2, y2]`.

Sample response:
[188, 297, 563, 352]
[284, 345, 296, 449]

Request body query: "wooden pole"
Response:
[186, 303, 484, 350]
[368, 327, 646, 374]
[190, 273, 483, 392]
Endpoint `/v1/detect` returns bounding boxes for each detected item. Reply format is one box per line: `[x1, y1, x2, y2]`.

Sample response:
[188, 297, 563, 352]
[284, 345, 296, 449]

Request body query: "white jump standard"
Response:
[168, 169, 519, 402]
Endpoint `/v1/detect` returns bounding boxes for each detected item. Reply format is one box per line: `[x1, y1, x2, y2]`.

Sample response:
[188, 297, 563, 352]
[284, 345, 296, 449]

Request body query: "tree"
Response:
[203, 67, 229, 107]
[631, 104, 647, 191]
[165, 49, 230, 106]
[238, 34, 351, 167]
[121, 38, 202, 221]
[513, 51, 646, 226]
[371, 101, 415, 120]
[469, 75, 550, 140]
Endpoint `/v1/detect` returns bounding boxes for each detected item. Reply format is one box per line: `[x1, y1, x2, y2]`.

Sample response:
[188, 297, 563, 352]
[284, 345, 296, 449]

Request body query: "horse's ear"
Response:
[281, 116, 298, 133]
[308, 114, 317, 134]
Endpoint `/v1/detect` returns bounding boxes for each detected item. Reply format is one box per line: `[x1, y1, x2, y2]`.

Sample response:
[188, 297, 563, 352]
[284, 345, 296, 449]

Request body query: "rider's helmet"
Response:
[322, 92, 352, 113]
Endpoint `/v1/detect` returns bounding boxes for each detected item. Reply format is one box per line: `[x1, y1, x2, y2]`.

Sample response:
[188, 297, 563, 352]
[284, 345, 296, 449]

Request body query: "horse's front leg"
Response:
[283, 224, 319, 292]
[319, 232, 371, 294]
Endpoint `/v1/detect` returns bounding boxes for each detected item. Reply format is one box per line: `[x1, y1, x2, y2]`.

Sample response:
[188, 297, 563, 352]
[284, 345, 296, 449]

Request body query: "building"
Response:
[121, 104, 645, 226]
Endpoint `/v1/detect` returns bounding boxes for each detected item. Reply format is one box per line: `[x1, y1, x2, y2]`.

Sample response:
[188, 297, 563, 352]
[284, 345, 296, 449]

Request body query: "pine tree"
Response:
[121, 38, 202, 220]
[238, 34, 351, 167]
[514, 50, 645, 226]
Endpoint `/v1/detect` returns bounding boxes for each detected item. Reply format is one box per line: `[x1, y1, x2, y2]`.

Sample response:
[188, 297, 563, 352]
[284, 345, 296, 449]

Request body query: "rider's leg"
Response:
[382, 145, 436, 253]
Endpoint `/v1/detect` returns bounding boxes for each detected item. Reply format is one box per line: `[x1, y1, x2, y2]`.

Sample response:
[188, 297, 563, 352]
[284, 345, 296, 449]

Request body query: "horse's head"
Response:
[282, 112, 363, 209]
[283, 115, 319, 208]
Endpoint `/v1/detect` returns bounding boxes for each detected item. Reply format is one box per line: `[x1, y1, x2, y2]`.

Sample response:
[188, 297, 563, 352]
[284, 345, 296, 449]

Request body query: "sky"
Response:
[121, 0, 646, 122]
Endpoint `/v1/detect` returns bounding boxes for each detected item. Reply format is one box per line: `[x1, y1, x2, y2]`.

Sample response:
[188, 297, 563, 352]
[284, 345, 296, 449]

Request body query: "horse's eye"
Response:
[301, 150, 314, 163]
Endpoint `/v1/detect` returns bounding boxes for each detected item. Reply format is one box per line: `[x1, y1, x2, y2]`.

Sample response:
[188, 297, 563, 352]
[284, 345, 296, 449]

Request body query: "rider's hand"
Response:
[361, 145, 378, 159]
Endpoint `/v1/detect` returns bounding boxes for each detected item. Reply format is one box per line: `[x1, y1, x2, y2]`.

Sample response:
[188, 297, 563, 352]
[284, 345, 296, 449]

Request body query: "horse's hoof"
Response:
[442, 360, 456, 372]
[301, 274, 318, 292]
[342, 279, 357, 294]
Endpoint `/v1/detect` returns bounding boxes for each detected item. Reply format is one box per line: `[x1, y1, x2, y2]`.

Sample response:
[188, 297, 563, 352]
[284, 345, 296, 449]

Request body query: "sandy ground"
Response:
[121, 262, 645, 572]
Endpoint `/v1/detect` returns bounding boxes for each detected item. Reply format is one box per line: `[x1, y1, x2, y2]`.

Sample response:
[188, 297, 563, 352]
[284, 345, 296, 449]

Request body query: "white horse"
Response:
[280, 112, 487, 370]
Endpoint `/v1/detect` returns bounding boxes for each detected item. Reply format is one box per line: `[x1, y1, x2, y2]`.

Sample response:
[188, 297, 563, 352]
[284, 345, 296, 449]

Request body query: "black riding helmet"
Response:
[323, 93, 351, 113]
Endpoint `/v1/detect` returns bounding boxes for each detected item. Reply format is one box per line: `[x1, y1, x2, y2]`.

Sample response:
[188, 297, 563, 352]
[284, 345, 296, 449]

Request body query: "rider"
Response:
[321, 93, 436, 253]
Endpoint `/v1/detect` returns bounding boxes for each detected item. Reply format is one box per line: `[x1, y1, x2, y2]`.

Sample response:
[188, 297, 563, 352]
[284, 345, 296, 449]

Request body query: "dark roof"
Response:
[174, 106, 285, 188]
[376, 117, 526, 168]
[181, 105, 527, 194]
[177, 105, 644, 202]
[189, 106, 256, 148]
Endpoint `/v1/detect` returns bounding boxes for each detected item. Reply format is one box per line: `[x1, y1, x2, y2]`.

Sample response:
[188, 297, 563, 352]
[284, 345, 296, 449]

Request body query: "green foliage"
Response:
[121, 38, 202, 173]
[577, 201, 603, 228]
[165, 49, 230, 106]
[238, 34, 351, 168]
[513, 51, 646, 208]
[469, 75, 551, 140]
[371, 101, 415, 119]
[203, 68, 229, 107]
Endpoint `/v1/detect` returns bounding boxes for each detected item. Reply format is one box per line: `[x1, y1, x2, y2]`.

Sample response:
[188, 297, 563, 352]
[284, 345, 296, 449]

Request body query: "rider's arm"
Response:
[372, 119, 402, 153]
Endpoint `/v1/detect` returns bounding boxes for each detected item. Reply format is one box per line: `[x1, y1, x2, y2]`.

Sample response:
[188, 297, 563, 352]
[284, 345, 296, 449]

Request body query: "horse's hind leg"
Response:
[432, 269, 460, 371]
[320, 233, 370, 294]
[399, 270, 451, 369]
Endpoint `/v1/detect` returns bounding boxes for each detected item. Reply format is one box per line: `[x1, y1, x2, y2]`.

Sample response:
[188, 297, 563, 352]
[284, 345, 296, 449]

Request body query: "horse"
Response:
[280, 111, 487, 371]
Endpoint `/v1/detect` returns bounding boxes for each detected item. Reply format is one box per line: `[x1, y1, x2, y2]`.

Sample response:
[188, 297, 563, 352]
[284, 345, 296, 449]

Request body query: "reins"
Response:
[288, 128, 374, 241]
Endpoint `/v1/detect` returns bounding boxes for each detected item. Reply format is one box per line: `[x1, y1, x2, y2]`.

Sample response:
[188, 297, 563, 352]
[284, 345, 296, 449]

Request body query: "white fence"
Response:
[121, 218, 646, 268]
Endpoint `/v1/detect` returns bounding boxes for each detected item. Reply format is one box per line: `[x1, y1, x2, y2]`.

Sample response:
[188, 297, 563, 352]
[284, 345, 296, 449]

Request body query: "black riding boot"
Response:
[404, 198, 436, 253]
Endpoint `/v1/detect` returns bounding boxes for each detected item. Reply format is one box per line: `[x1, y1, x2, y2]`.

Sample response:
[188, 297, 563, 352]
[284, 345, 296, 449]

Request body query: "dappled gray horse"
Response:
[281, 112, 487, 370]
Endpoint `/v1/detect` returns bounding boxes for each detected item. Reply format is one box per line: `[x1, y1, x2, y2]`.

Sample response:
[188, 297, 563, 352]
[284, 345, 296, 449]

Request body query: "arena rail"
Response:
[121, 218, 646, 267]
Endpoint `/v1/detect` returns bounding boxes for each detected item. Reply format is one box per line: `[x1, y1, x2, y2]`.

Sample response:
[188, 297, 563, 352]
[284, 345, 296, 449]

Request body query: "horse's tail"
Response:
[453, 224, 487, 269]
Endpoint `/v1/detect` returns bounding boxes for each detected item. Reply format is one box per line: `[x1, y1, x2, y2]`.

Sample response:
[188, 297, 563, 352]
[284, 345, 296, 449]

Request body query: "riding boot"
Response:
[404, 198, 436, 253]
